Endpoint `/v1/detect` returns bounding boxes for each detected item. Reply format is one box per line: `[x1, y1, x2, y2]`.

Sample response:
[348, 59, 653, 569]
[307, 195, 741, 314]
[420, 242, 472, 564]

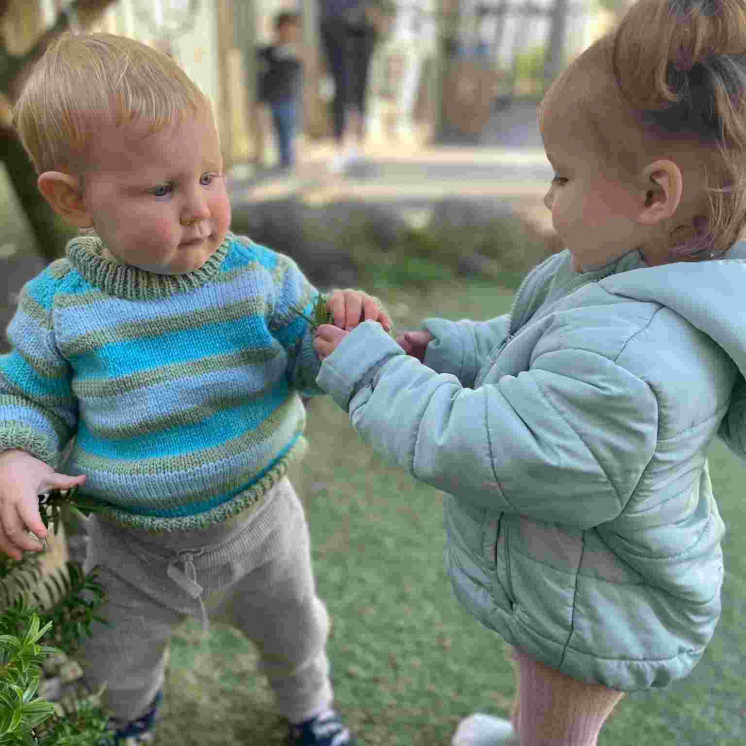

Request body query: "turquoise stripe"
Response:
[275, 315, 307, 349]
[219, 239, 256, 272]
[0, 354, 72, 399]
[23, 271, 57, 311]
[76, 382, 289, 458]
[246, 243, 279, 272]
[123, 431, 301, 517]
[70, 316, 275, 381]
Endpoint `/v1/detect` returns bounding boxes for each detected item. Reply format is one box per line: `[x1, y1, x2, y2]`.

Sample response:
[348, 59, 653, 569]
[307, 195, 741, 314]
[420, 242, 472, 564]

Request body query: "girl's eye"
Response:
[200, 173, 216, 186]
[151, 184, 172, 197]
[552, 176, 568, 186]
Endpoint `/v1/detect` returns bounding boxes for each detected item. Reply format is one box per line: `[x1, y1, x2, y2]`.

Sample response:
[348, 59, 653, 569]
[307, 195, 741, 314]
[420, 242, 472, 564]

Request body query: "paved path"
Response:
[229, 140, 555, 235]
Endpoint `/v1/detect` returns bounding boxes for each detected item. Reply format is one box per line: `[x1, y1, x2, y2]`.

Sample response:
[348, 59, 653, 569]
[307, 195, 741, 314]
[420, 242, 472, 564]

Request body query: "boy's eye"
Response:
[552, 176, 568, 186]
[151, 184, 172, 197]
[200, 174, 213, 186]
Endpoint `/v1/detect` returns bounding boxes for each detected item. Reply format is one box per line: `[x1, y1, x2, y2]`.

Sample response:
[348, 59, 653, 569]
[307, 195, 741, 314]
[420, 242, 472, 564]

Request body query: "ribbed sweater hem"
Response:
[89, 439, 306, 533]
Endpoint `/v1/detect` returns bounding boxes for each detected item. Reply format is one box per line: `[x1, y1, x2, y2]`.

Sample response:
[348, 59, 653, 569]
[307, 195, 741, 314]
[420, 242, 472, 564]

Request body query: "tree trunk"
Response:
[0, 0, 119, 264]
[1, 125, 74, 262]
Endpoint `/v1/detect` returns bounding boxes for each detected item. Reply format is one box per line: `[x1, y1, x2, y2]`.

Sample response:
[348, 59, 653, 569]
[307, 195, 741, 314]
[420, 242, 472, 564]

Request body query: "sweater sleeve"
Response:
[267, 252, 325, 396]
[0, 273, 77, 466]
[421, 315, 510, 387]
[317, 320, 659, 529]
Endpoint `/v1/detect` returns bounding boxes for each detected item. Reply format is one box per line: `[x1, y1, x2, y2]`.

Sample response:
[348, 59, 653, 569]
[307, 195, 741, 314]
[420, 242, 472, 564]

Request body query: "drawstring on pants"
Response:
[167, 548, 209, 633]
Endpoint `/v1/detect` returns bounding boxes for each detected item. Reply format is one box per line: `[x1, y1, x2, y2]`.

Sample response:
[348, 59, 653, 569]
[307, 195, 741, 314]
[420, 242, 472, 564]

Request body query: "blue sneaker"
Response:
[288, 708, 354, 746]
[110, 691, 162, 745]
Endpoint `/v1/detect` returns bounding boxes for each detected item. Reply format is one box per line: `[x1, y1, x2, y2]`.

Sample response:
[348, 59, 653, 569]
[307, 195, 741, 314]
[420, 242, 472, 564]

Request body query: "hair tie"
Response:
[673, 49, 699, 72]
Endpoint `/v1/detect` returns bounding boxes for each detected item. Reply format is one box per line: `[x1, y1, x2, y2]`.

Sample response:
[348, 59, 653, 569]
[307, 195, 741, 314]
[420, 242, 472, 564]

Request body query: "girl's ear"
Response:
[37, 172, 94, 228]
[637, 160, 683, 227]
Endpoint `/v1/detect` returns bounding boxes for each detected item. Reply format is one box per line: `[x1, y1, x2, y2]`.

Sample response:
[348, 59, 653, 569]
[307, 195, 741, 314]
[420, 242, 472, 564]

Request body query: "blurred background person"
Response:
[317, 0, 378, 174]
[257, 11, 304, 171]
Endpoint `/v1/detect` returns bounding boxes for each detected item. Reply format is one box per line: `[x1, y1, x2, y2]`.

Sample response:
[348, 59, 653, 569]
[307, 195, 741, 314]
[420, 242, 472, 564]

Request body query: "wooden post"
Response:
[215, 0, 234, 169]
[543, 0, 569, 91]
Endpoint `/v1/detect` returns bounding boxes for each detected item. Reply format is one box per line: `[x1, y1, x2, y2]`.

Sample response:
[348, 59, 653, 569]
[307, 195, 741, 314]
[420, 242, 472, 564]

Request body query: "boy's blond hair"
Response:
[13, 32, 210, 174]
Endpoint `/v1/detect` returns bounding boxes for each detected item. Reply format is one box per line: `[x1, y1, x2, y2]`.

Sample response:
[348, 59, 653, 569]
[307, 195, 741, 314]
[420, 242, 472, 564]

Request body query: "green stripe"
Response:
[0, 396, 73, 453]
[6, 344, 69, 379]
[86, 388, 272, 440]
[93, 441, 306, 533]
[61, 297, 267, 355]
[47, 259, 73, 280]
[53, 264, 259, 310]
[17, 292, 53, 328]
[73, 395, 303, 474]
[73, 349, 278, 397]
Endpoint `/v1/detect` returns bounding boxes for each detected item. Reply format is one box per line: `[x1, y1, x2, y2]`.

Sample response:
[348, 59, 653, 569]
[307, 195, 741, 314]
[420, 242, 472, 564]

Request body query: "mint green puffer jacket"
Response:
[317, 244, 746, 691]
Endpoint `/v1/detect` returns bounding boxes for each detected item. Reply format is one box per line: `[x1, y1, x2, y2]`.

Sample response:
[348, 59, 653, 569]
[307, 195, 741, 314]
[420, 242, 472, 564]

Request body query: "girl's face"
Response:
[79, 107, 231, 275]
[541, 120, 649, 272]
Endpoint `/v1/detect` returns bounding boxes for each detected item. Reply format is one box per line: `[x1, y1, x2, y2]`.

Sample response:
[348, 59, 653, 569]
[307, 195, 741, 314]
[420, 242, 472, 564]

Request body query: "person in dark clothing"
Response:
[317, 0, 378, 173]
[257, 12, 303, 169]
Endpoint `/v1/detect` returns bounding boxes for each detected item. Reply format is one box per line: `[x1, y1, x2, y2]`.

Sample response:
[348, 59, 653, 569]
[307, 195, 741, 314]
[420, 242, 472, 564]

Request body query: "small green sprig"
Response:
[290, 293, 394, 336]
[289, 294, 333, 330]
[38, 487, 108, 537]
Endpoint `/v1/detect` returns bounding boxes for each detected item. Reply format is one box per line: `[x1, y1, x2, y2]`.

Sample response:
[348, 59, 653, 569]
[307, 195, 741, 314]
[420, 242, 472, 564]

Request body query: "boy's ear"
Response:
[637, 160, 683, 227]
[37, 171, 93, 228]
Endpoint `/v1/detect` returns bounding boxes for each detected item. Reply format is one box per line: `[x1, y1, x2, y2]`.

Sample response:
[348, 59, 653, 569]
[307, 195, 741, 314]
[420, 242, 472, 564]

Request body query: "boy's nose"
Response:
[181, 196, 211, 225]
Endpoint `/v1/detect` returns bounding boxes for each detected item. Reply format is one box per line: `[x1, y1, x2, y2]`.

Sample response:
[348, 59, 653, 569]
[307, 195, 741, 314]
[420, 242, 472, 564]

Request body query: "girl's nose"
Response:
[543, 187, 554, 210]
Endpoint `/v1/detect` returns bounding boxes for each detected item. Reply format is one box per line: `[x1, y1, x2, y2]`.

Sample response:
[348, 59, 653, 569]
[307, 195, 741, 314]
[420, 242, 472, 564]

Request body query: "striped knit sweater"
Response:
[0, 232, 323, 531]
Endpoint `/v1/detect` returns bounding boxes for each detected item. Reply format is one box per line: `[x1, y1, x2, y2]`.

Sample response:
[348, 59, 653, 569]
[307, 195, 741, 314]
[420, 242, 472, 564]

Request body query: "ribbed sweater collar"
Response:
[65, 234, 229, 300]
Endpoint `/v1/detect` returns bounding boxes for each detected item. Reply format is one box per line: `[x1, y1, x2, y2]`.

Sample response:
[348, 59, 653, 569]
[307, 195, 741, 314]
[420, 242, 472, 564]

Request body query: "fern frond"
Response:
[0, 558, 42, 613]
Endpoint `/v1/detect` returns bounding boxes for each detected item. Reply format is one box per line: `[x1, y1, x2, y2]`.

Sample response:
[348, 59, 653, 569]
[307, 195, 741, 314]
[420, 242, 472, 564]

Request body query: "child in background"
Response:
[0, 32, 391, 746]
[314, 0, 746, 743]
[257, 12, 304, 170]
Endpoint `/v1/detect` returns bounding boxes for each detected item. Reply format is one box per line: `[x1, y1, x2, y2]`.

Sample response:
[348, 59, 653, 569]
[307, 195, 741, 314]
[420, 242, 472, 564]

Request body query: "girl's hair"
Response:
[13, 32, 210, 174]
[540, 0, 746, 260]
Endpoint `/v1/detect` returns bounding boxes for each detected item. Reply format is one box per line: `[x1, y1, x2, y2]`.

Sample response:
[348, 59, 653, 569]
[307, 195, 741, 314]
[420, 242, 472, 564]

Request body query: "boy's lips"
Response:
[180, 234, 210, 247]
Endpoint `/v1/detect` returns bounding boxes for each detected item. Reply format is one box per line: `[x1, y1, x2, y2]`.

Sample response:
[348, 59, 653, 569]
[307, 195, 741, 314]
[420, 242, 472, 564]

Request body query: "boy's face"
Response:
[541, 117, 647, 272]
[277, 21, 299, 44]
[80, 107, 231, 274]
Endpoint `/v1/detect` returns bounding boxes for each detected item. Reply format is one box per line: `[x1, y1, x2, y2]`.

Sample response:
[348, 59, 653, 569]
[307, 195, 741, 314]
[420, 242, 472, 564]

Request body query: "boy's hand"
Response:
[314, 324, 350, 360]
[397, 330, 434, 362]
[0, 449, 86, 560]
[326, 290, 392, 332]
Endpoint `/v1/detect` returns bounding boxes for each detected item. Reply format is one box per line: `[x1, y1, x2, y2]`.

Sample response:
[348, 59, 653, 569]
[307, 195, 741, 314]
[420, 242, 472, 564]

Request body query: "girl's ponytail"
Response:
[614, 0, 746, 144]
[612, 0, 746, 258]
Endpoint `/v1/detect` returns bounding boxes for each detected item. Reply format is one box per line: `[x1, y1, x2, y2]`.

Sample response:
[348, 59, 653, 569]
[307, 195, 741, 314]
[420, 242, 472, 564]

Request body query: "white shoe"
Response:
[451, 713, 517, 746]
[328, 152, 349, 174]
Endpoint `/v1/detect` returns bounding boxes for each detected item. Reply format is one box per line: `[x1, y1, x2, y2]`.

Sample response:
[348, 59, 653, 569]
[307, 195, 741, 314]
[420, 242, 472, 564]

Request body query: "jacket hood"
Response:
[599, 241, 746, 459]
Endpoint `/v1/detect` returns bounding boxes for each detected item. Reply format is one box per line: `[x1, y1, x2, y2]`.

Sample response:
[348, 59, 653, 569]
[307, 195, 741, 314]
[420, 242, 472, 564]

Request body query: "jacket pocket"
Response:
[493, 514, 515, 608]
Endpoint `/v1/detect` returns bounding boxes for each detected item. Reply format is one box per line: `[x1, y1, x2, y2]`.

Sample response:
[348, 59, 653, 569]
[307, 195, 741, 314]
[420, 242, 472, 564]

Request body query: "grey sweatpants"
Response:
[77, 478, 332, 724]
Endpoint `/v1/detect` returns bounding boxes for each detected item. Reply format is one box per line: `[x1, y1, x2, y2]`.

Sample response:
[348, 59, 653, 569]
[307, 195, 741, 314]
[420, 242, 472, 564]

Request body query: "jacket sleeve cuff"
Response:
[422, 318, 466, 379]
[317, 320, 404, 410]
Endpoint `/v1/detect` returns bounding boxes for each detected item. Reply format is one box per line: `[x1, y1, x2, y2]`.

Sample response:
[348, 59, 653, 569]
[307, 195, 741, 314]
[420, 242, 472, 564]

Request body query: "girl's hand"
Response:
[326, 289, 392, 332]
[0, 449, 87, 560]
[396, 330, 434, 362]
[314, 324, 350, 360]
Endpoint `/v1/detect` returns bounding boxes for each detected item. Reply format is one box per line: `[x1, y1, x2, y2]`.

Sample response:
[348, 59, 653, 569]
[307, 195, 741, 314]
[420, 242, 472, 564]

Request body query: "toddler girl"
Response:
[314, 0, 746, 743]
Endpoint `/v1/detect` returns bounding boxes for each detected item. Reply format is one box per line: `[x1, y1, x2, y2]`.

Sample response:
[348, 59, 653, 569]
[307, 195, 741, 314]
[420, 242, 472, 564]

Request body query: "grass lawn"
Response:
[155, 282, 746, 746]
